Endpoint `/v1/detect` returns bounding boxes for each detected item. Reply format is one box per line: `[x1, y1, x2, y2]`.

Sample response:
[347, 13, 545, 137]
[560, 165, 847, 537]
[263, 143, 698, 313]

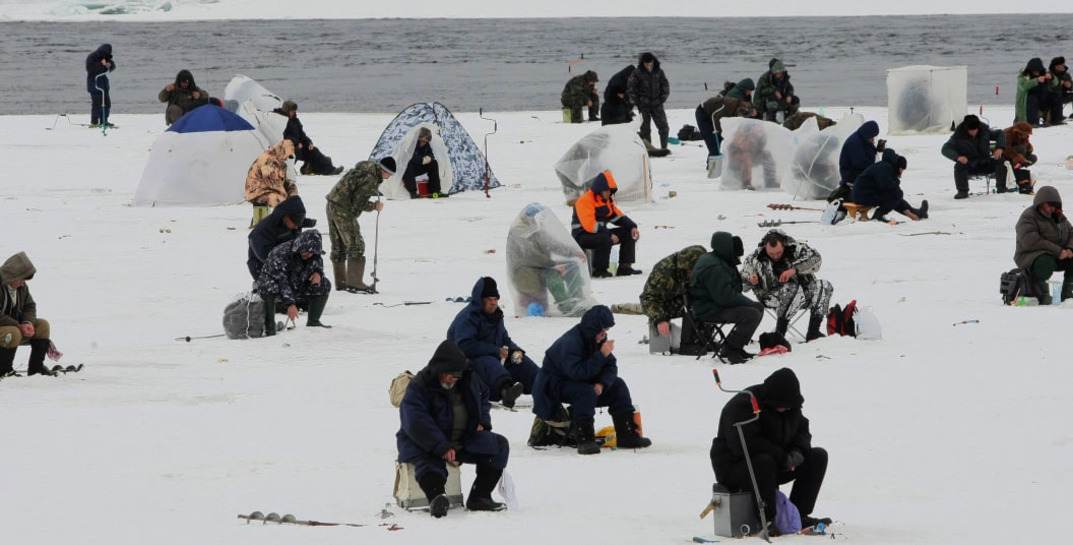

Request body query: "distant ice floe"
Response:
[45, 0, 218, 17]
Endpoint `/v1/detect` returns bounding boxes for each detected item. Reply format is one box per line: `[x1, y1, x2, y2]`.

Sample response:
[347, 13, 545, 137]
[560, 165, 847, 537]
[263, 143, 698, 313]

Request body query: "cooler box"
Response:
[711, 483, 760, 538]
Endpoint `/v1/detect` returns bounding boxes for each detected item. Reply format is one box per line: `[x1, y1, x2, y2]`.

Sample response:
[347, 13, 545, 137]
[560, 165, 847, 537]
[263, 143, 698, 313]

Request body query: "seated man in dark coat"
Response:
[601, 65, 635, 126]
[257, 230, 332, 333]
[247, 195, 311, 280]
[689, 232, 763, 364]
[1014, 186, 1073, 304]
[397, 340, 509, 518]
[402, 127, 444, 198]
[710, 368, 831, 534]
[273, 101, 343, 176]
[831, 120, 882, 202]
[0, 252, 55, 376]
[532, 305, 651, 455]
[447, 277, 540, 408]
[852, 149, 928, 222]
[941, 114, 1008, 199]
[158, 69, 209, 125]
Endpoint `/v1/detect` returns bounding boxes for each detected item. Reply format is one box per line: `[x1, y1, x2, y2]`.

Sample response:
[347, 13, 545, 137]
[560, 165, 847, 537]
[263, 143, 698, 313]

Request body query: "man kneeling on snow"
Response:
[711, 368, 830, 535]
[533, 305, 651, 455]
[1015, 185, 1073, 304]
[741, 230, 832, 341]
[397, 340, 509, 518]
[447, 277, 540, 408]
[1, 252, 54, 376]
[257, 230, 332, 334]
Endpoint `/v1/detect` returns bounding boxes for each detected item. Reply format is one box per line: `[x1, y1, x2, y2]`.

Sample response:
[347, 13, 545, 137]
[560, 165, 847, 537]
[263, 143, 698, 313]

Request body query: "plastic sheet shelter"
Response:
[555, 124, 652, 205]
[887, 65, 967, 134]
[506, 203, 598, 317]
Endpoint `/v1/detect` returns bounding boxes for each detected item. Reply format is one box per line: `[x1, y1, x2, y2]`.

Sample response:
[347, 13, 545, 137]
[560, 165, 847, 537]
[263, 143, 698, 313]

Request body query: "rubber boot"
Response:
[659, 133, 670, 152]
[1036, 281, 1053, 305]
[262, 295, 277, 336]
[499, 379, 524, 409]
[27, 339, 55, 376]
[331, 260, 348, 291]
[0, 346, 16, 376]
[346, 257, 375, 293]
[466, 465, 506, 512]
[915, 200, 929, 220]
[806, 314, 825, 342]
[306, 294, 332, 328]
[611, 411, 652, 449]
[1062, 274, 1073, 302]
[416, 472, 450, 518]
[575, 417, 601, 455]
[776, 317, 789, 336]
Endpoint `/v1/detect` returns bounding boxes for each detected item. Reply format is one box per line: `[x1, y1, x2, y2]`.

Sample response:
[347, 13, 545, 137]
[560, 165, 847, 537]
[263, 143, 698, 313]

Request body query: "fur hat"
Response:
[281, 100, 298, 113]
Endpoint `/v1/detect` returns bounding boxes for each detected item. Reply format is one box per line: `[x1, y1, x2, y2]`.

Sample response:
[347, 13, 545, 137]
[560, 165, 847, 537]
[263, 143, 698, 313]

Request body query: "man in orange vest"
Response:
[571, 171, 641, 278]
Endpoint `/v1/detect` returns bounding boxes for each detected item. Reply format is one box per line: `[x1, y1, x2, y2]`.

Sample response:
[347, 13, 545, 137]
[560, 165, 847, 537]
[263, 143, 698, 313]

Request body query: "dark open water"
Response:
[2, 15, 1071, 115]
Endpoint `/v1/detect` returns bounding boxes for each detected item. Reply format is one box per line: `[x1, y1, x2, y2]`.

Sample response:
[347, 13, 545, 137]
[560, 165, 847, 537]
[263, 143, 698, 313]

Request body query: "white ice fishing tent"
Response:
[224, 74, 283, 112]
[555, 124, 652, 204]
[887, 65, 967, 134]
[134, 105, 264, 207]
[786, 113, 864, 200]
[223, 75, 288, 149]
[369, 102, 501, 198]
[506, 203, 597, 317]
[720, 117, 795, 191]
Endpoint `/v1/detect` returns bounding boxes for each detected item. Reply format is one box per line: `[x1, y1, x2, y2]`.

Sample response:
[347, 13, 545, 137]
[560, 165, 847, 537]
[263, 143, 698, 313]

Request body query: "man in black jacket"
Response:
[85, 44, 116, 127]
[247, 195, 312, 281]
[941, 114, 1008, 199]
[601, 65, 635, 126]
[628, 52, 671, 151]
[274, 101, 343, 175]
[710, 368, 830, 531]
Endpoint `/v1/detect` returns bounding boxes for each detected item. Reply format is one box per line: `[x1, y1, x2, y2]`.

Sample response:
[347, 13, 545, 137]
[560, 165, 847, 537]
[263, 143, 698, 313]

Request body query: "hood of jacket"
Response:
[578, 305, 615, 338]
[417, 340, 472, 387]
[1024, 57, 1046, 76]
[589, 170, 617, 195]
[711, 231, 743, 265]
[727, 78, 755, 100]
[0, 252, 35, 284]
[638, 52, 661, 72]
[760, 367, 804, 409]
[174, 69, 196, 89]
[96, 44, 112, 58]
[1034, 185, 1062, 207]
[770, 59, 787, 73]
[274, 195, 307, 227]
[291, 230, 323, 257]
[468, 277, 502, 310]
[1050, 56, 1067, 73]
[855, 121, 880, 140]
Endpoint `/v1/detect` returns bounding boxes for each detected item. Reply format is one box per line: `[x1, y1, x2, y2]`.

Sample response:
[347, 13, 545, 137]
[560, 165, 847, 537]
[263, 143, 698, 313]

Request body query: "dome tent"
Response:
[134, 105, 264, 207]
[224, 74, 283, 113]
[369, 102, 500, 199]
[555, 124, 652, 205]
[223, 75, 288, 150]
[887, 65, 967, 134]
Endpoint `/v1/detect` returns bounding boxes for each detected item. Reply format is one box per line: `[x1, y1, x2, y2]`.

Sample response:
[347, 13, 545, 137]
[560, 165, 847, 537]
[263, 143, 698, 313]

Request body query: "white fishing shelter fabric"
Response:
[786, 113, 864, 200]
[555, 124, 652, 204]
[887, 65, 967, 134]
[224, 74, 284, 112]
[720, 117, 794, 191]
[378, 122, 455, 200]
[505, 203, 597, 318]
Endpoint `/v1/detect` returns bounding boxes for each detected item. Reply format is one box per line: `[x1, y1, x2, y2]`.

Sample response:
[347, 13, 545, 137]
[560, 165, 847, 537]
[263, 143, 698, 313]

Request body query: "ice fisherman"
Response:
[85, 43, 116, 128]
[696, 78, 756, 158]
[247, 195, 314, 281]
[637, 245, 707, 337]
[852, 149, 928, 222]
[506, 202, 593, 317]
[401, 127, 444, 198]
[1001, 122, 1037, 194]
[571, 171, 641, 278]
[245, 139, 298, 226]
[1014, 185, 1073, 305]
[532, 305, 651, 455]
[754, 58, 799, 122]
[561, 70, 600, 123]
[257, 230, 332, 334]
[447, 277, 540, 408]
[1, 252, 55, 376]
[628, 52, 671, 152]
[689, 232, 764, 364]
[158, 69, 209, 125]
[396, 340, 510, 518]
[941, 114, 1007, 199]
[274, 101, 344, 176]
[600, 64, 635, 125]
[741, 230, 831, 342]
[830, 120, 883, 202]
[326, 157, 393, 293]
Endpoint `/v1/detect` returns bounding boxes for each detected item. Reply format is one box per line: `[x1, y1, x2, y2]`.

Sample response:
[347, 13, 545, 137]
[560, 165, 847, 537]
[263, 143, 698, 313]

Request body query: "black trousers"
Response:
[296, 145, 336, 174]
[639, 105, 669, 148]
[697, 302, 763, 350]
[89, 89, 111, 125]
[1027, 85, 1062, 125]
[954, 159, 1007, 193]
[403, 160, 443, 197]
[574, 217, 637, 273]
[695, 105, 721, 156]
[713, 446, 828, 521]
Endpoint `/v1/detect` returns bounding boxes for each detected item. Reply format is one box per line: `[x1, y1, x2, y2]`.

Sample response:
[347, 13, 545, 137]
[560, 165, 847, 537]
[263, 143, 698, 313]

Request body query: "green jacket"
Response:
[754, 70, 793, 108]
[0, 252, 37, 327]
[326, 160, 382, 219]
[640, 245, 706, 325]
[562, 72, 598, 107]
[689, 233, 753, 318]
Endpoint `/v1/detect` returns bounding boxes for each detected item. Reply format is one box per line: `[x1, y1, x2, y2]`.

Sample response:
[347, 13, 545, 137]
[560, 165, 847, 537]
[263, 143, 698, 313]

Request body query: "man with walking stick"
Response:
[326, 157, 393, 293]
[710, 368, 831, 537]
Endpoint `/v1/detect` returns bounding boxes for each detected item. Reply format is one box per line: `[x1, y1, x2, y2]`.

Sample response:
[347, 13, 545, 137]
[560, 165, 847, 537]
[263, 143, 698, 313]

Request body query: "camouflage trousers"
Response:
[326, 202, 364, 261]
[758, 278, 833, 319]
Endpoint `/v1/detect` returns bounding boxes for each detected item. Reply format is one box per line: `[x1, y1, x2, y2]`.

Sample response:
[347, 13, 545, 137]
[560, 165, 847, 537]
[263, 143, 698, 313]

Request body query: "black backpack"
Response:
[677, 124, 702, 141]
[1000, 268, 1035, 305]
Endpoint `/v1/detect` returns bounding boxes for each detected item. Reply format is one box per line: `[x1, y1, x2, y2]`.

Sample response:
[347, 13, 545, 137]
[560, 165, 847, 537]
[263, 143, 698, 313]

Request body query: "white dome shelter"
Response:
[887, 65, 967, 134]
[555, 124, 652, 205]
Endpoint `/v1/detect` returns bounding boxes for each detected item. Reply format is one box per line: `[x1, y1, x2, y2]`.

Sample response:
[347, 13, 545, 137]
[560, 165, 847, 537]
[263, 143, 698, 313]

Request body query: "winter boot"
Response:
[574, 417, 601, 455]
[27, 339, 55, 376]
[416, 472, 450, 518]
[0, 346, 16, 376]
[331, 260, 348, 291]
[915, 200, 929, 220]
[611, 411, 652, 449]
[591, 269, 613, 279]
[262, 295, 277, 336]
[954, 191, 969, 200]
[718, 344, 754, 365]
[331, 166, 344, 175]
[659, 134, 669, 151]
[806, 314, 826, 342]
[616, 264, 642, 276]
[775, 317, 789, 337]
[499, 380, 524, 409]
[345, 257, 375, 293]
[306, 294, 332, 328]
[466, 465, 506, 512]
[801, 515, 833, 529]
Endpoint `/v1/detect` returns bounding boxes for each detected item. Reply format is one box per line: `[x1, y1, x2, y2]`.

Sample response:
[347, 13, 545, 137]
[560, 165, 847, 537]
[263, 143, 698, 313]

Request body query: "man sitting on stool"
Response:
[689, 232, 763, 364]
[741, 230, 832, 342]
[571, 171, 641, 278]
[1, 252, 55, 376]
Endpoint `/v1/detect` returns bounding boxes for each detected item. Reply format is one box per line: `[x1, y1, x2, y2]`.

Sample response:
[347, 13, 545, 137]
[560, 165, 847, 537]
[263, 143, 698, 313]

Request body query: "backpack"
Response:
[1000, 268, 1035, 305]
[527, 406, 577, 448]
[222, 293, 269, 339]
[388, 371, 414, 408]
[677, 124, 702, 141]
[826, 300, 858, 337]
[774, 491, 803, 534]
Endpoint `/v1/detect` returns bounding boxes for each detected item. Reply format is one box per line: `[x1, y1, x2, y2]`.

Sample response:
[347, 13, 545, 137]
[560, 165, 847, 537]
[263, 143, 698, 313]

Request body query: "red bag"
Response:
[826, 300, 858, 337]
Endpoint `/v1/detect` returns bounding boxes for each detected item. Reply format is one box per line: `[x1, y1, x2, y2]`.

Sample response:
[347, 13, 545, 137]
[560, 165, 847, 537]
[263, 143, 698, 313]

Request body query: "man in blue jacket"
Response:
[852, 149, 928, 222]
[447, 277, 539, 408]
[85, 44, 116, 127]
[532, 305, 651, 455]
[397, 341, 509, 518]
[832, 121, 883, 202]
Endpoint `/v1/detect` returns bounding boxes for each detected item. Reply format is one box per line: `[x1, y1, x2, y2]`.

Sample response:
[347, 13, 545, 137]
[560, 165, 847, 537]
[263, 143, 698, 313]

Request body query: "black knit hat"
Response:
[379, 156, 397, 174]
[961, 115, 981, 131]
[480, 277, 500, 299]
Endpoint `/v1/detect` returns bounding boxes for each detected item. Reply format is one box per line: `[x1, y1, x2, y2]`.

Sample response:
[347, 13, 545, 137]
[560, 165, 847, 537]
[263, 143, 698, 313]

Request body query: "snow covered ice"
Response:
[2, 105, 1073, 545]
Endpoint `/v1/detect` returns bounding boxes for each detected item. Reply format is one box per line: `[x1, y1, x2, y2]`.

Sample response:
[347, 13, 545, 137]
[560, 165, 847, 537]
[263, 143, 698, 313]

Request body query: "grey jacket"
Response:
[0, 252, 37, 327]
[1014, 186, 1073, 269]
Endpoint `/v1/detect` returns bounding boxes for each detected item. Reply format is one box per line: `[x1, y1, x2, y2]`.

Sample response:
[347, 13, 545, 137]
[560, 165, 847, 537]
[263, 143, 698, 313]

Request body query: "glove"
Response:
[421, 155, 432, 166]
[510, 350, 524, 364]
[786, 449, 805, 470]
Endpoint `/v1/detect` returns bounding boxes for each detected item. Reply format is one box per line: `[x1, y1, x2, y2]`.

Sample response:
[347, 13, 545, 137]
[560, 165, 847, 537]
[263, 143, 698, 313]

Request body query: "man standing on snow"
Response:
[1014, 185, 1073, 304]
[447, 277, 540, 408]
[396, 340, 510, 518]
[532, 305, 651, 455]
[689, 232, 763, 364]
[1, 252, 54, 376]
[85, 43, 116, 128]
[711, 368, 831, 535]
[628, 52, 671, 152]
[325, 157, 393, 293]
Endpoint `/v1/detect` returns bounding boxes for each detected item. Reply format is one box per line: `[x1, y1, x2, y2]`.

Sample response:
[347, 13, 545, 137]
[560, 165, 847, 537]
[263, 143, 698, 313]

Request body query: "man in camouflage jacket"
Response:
[639, 245, 707, 336]
[561, 70, 599, 123]
[741, 230, 831, 341]
[754, 58, 800, 122]
[257, 230, 332, 334]
[326, 157, 394, 293]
